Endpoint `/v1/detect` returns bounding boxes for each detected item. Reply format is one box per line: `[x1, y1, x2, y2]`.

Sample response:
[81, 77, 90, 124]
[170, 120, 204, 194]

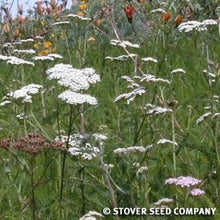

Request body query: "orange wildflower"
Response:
[79, 3, 88, 11]
[14, 28, 21, 37]
[124, 5, 135, 23]
[175, 14, 183, 27]
[17, 15, 25, 24]
[44, 41, 52, 48]
[3, 23, 10, 33]
[77, 11, 85, 17]
[95, 19, 102, 26]
[162, 12, 171, 22]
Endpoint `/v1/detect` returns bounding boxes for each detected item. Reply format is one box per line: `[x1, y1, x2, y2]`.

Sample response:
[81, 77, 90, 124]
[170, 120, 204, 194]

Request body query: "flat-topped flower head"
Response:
[114, 146, 146, 155]
[196, 112, 212, 125]
[171, 68, 186, 74]
[2, 84, 42, 104]
[7, 56, 35, 66]
[154, 198, 174, 207]
[58, 90, 98, 105]
[140, 74, 170, 84]
[190, 188, 205, 196]
[0, 55, 10, 61]
[146, 106, 172, 115]
[141, 57, 158, 63]
[57, 134, 100, 160]
[79, 210, 103, 220]
[178, 19, 217, 32]
[52, 21, 70, 26]
[110, 39, 140, 48]
[105, 54, 137, 61]
[46, 64, 100, 91]
[67, 13, 91, 21]
[114, 87, 145, 105]
[157, 138, 178, 146]
[165, 176, 202, 188]
[13, 49, 36, 54]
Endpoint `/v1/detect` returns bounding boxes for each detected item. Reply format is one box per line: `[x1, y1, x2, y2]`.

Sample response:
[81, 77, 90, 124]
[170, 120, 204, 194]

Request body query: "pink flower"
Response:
[165, 176, 202, 188]
[190, 188, 205, 196]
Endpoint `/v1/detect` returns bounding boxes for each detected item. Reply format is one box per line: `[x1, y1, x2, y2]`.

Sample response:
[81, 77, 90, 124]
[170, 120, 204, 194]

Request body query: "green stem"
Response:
[30, 155, 36, 220]
[59, 105, 74, 219]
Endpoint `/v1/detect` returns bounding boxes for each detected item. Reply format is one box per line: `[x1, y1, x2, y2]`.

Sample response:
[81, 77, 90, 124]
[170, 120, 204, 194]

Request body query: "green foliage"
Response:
[0, 0, 219, 219]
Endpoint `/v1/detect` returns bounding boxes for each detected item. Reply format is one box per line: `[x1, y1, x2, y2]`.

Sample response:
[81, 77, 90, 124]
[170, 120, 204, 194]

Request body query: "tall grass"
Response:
[0, 0, 219, 219]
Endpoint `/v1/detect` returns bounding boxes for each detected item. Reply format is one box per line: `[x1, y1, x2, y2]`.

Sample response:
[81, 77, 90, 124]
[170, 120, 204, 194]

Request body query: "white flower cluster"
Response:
[114, 87, 146, 105]
[137, 166, 148, 175]
[121, 75, 140, 89]
[58, 90, 98, 105]
[139, 74, 170, 84]
[6, 56, 35, 66]
[141, 57, 158, 63]
[171, 68, 186, 74]
[67, 14, 91, 21]
[154, 198, 174, 207]
[110, 39, 140, 48]
[150, 8, 166, 14]
[113, 146, 146, 155]
[0, 54, 10, 61]
[195, 112, 220, 125]
[105, 54, 137, 61]
[79, 211, 103, 220]
[157, 138, 178, 146]
[33, 53, 63, 61]
[46, 64, 100, 105]
[13, 49, 36, 54]
[93, 133, 108, 142]
[52, 21, 70, 26]
[46, 64, 99, 91]
[1, 84, 42, 104]
[178, 19, 217, 32]
[57, 133, 106, 160]
[146, 105, 172, 115]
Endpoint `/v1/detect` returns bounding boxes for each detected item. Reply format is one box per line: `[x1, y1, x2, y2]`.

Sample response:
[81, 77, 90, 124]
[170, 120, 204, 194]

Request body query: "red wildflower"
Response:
[124, 5, 135, 23]
[162, 12, 171, 22]
[175, 14, 183, 26]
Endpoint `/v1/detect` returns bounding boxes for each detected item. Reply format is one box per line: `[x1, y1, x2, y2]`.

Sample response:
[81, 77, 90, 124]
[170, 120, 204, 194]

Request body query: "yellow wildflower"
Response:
[77, 11, 85, 17]
[44, 41, 52, 48]
[79, 3, 88, 11]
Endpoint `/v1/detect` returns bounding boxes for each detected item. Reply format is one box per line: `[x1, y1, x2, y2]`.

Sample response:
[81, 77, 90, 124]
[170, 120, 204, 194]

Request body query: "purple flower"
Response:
[165, 176, 202, 188]
[190, 188, 205, 196]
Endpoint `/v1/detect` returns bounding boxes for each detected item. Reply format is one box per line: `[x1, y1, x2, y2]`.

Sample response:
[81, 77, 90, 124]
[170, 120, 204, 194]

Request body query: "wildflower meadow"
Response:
[0, 0, 219, 219]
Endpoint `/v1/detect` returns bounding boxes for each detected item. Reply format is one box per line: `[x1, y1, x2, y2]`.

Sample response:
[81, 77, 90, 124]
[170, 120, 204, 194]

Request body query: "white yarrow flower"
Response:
[13, 49, 36, 54]
[52, 21, 70, 26]
[196, 112, 212, 125]
[171, 68, 186, 74]
[7, 56, 35, 66]
[157, 138, 178, 146]
[2, 84, 42, 104]
[141, 57, 158, 63]
[79, 211, 103, 220]
[67, 14, 91, 21]
[114, 146, 146, 154]
[114, 87, 145, 105]
[110, 39, 140, 48]
[137, 166, 148, 174]
[178, 19, 217, 32]
[150, 8, 166, 14]
[146, 106, 172, 115]
[46, 64, 99, 91]
[154, 198, 174, 206]
[0, 55, 10, 61]
[140, 74, 170, 84]
[58, 90, 98, 105]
